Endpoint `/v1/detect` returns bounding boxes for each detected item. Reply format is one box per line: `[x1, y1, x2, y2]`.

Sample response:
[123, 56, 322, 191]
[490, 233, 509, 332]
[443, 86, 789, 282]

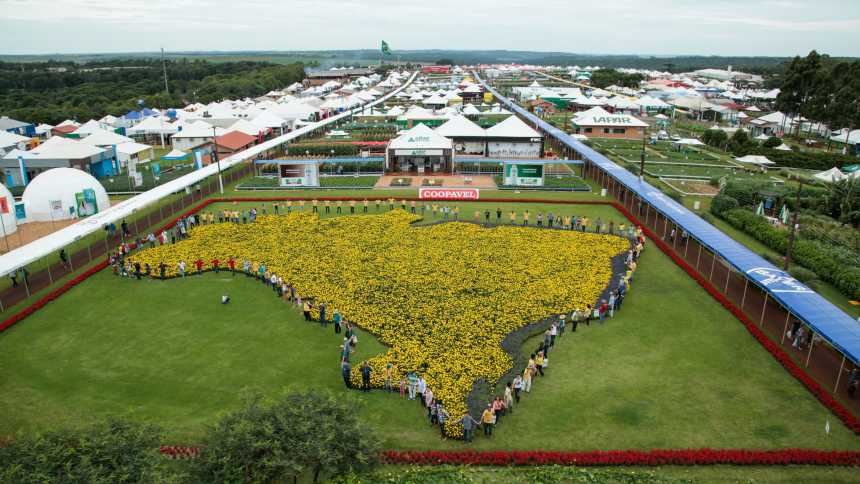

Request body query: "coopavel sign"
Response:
[418, 188, 480, 200]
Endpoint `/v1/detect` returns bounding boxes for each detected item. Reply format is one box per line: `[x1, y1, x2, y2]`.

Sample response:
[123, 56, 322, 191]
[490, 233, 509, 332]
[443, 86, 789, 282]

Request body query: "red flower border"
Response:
[380, 449, 860, 466]
[3, 196, 859, 460]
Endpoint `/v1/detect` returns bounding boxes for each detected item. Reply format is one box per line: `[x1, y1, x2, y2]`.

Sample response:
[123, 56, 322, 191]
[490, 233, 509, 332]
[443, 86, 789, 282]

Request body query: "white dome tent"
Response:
[21, 168, 110, 222]
[0, 182, 17, 235]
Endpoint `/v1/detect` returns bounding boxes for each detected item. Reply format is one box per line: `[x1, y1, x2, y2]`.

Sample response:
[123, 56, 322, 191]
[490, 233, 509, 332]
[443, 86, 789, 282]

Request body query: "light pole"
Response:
[210, 127, 224, 194]
[784, 176, 804, 270]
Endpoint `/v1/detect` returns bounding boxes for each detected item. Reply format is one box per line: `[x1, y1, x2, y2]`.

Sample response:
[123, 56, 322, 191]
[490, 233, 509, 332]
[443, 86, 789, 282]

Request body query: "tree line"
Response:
[0, 59, 306, 125]
[775, 51, 860, 140]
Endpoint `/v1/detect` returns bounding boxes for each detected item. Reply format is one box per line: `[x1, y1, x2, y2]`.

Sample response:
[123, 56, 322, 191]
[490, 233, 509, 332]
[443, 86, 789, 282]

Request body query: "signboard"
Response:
[75, 188, 98, 217]
[487, 141, 541, 158]
[394, 149, 443, 156]
[0, 197, 8, 214]
[49, 200, 64, 220]
[14, 202, 25, 220]
[280, 177, 308, 187]
[504, 163, 544, 187]
[418, 188, 480, 200]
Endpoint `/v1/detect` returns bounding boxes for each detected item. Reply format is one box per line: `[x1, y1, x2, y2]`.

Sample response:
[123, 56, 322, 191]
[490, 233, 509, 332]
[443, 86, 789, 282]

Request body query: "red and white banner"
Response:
[418, 188, 480, 200]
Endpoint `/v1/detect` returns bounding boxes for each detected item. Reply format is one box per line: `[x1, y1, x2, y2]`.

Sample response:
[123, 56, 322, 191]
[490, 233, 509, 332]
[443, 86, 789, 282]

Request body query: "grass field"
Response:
[1, 203, 858, 455]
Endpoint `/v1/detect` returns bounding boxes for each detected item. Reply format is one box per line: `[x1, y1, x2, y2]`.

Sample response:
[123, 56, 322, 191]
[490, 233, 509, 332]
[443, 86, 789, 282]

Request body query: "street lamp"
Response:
[211, 126, 224, 194]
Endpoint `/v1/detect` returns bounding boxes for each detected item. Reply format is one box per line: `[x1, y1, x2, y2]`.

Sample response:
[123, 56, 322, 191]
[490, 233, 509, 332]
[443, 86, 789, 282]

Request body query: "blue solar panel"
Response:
[477, 73, 860, 365]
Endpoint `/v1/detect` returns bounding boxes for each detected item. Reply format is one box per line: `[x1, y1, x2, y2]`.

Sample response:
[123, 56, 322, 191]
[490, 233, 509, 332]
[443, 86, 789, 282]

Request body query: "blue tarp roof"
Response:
[478, 72, 860, 365]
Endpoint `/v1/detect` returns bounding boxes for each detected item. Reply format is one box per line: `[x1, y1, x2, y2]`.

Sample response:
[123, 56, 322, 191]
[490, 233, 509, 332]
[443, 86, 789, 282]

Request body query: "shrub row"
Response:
[286, 144, 359, 156]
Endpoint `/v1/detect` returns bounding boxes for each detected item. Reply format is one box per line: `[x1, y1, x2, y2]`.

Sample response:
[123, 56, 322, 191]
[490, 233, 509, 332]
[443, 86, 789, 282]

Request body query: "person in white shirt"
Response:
[178, 260, 186, 277]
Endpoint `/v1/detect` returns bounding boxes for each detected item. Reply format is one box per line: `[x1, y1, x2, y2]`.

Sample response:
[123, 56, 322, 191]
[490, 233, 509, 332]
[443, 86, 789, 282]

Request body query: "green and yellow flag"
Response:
[381, 40, 392, 56]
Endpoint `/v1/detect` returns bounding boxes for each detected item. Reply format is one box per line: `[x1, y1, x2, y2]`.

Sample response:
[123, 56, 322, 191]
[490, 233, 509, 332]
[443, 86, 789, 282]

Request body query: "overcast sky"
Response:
[1, 0, 858, 57]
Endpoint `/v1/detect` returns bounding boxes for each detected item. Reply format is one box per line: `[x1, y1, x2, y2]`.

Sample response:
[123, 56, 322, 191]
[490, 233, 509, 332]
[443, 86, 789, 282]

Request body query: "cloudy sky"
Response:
[1, 0, 858, 56]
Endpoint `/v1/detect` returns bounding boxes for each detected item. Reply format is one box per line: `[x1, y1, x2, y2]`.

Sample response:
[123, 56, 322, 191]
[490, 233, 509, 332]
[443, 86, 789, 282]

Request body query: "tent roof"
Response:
[19, 136, 104, 160]
[215, 130, 257, 151]
[435, 115, 486, 138]
[162, 149, 189, 160]
[388, 123, 453, 150]
[127, 116, 178, 135]
[734, 155, 775, 165]
[73, 119, 104, 135]
[485, 115, 542, 138]
[0, 130, 30, 148]
[78, 128, 133, 146]
[251, 112, 288, 129]
[813, 167, 847, 183]
[229, 119, 265, 136]
[115, 141, 153, 155]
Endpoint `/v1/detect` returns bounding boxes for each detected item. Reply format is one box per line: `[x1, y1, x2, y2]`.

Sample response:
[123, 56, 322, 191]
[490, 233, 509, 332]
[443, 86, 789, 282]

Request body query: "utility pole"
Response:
[212, 127, 224, 194]
[784, 176, 803, 270]
[161, 47, 169, 95]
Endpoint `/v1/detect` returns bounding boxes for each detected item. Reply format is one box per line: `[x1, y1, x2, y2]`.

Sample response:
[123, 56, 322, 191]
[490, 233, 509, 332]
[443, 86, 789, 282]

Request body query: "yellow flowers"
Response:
[134, 210, 628, 436]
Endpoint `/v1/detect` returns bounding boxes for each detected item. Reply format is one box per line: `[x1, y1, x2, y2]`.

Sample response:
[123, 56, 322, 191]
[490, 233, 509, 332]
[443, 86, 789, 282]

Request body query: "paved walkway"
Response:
[375, 174, 497, 189]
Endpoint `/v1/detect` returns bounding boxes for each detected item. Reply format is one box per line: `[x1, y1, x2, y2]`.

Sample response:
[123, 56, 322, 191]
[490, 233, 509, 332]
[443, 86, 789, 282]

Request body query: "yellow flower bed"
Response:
[133, 210, 628, 436]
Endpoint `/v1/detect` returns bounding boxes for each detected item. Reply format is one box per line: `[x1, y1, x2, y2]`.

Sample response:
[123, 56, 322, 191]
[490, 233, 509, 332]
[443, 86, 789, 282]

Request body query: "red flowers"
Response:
[159, 445, 201, 459]
[381, 449, 860, 466]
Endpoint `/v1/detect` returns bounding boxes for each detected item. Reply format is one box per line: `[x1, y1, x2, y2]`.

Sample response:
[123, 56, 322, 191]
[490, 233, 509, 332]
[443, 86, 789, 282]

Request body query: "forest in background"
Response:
[0, 59, 306, 125]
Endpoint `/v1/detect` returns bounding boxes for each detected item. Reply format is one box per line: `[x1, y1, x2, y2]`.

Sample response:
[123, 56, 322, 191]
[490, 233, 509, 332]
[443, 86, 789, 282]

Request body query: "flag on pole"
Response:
[381, 40, 392, 56]
[780, 204, 790, 225]
[755, 201, 764, 216]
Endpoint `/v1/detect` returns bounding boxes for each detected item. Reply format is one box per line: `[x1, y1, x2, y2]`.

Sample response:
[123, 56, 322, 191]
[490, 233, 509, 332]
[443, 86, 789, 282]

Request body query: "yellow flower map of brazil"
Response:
[133, 210, 629, 436]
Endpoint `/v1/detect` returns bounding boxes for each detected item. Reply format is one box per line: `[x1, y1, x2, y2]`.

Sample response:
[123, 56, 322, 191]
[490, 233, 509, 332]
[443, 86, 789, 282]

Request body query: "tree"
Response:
[702, 128, 728, 149]
[434, 58, 455, 66]
[763, 136, 782, 148]
[0, 419, 167, 484]
[728, 129, 754, 155]
[186, 392, 380, 483]
[823, 177, 860, 225]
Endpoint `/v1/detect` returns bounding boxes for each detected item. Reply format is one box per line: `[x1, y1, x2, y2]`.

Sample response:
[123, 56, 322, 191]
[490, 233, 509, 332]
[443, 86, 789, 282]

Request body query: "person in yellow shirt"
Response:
[523, 210, 530, 226]
[312, 199, 318, 213]
[349, 199, 356, 214]
[324, 200, 331, 213]
[363, 199, 369, 213]
[510, 210, 516, 224]
[474, 210, 481, 222]
[286, 200, 292, 213]
[383, 363, 394, 392]
[302, 300, 312, 321]
[481, 404, 496, 436]
[432, 204, 438, 217]
[336, 200, 343, 214]
[581, 216, 589, 232]
[453, 206, 460, 220]
[299, 200, 306, 211]
[410, 200, 416, 214]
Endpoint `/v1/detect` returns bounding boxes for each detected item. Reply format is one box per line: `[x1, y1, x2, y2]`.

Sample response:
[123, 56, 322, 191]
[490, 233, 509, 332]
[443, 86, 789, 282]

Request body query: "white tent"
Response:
[485, 116, 542, 138]
[754, 133, 771, 141]
[0, 183, 17, 234]
[673, 138, 705, 146]
[435, 115, 486, 138]
[229, 119, 265, 137]
[774, 143, 792, 151]
[388, 123, 453, 150]
[78, 128, 133, 147]
[115, 142, 155, 163]
[126, 116, 178, 136]
[734, 155, 775, 165]
[0, 130, 30, 151]
[19, 136, 105, 161]
[813, 167, 847, 183]
[72, 119, 104, 136]
[461, 104, 481, 116]
[22, 167, 110, 222]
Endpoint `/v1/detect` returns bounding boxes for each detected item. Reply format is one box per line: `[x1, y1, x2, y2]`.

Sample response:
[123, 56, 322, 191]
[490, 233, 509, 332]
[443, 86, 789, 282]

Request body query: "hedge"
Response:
[746, 147, 859, 171]
[720, 209, 860, 299]
[286, 144, 358, 156]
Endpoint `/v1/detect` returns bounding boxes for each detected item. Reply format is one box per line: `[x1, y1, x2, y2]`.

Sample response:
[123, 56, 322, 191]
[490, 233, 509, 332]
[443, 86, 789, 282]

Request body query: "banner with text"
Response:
[418, 188, 480, 200]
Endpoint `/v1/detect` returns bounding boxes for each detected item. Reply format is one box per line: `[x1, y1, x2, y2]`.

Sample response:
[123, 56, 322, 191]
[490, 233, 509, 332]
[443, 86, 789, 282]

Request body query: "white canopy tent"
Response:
[813, 167, 847, 183]
[734, 155, 775, 165]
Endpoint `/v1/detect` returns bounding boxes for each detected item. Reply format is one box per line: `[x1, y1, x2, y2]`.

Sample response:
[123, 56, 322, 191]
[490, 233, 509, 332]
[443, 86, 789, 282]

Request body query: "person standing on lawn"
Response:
[459, 412, 480, 442]
[535, 351, 545, 376]
[360, 361, 372, 391]
[407, 371, 419, 400]
[383, 363, 394, 392]
[436, 402, 449, 437]
[504, 382, 514, 413]
[227, 257, 235, 276]
[496, 207, 502, 224]
[550, 322, 558, 346]
[512, 375, 523, 403]
[417, 375, 427, 406]
[341, 361, 352, 389]
[194, 258, 204, 275]
[303, 299, 312, 321]
[333, 308, 342, 334]
[319, 302, 327, 327]
[523, 360, 533, 393]
[481, 404, 495, 436]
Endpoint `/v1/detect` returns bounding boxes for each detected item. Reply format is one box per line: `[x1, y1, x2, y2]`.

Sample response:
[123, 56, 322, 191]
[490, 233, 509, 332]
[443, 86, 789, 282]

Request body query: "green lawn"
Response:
[1, 205, 858, 453]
